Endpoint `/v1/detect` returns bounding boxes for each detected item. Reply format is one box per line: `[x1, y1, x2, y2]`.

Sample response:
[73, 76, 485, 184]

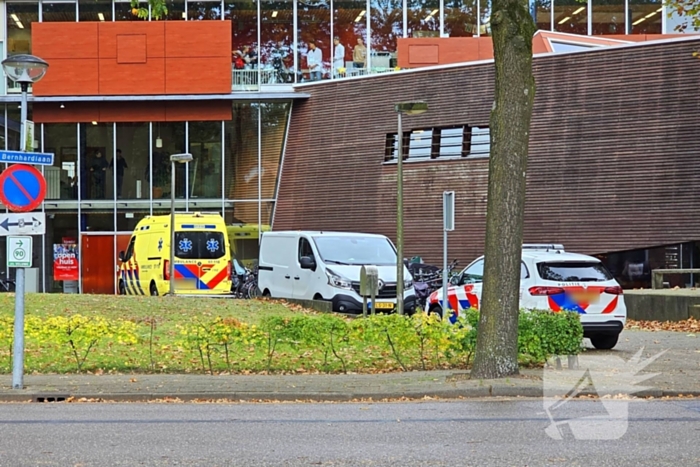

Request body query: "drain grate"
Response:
[33, 394, 70, 403]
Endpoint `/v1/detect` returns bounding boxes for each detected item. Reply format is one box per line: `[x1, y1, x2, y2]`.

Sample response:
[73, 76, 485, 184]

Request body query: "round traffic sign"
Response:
[0, 164, 47, 212]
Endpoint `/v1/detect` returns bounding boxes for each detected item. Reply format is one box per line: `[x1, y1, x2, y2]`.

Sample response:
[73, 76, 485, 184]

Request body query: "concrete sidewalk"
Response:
[1, 330, 698, 402]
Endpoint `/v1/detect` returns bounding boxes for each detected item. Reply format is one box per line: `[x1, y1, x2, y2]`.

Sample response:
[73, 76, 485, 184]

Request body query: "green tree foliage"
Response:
[666, 0, 700, 32]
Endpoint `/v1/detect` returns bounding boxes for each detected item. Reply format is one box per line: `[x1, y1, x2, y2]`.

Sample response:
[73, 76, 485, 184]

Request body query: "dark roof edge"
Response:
[0, 92, 309, 103]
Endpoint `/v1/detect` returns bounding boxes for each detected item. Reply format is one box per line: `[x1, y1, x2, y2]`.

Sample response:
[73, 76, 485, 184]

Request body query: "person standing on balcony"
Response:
[307, 40, 322, 81]
[333, 36, 345, 78]
[353, 37, 367, 72]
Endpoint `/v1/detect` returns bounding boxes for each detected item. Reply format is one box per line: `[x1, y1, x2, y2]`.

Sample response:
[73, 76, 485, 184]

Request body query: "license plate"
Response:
[175, 278, 198, 290]
[372, 302, 395, 310]
[571, 291, 600, 304]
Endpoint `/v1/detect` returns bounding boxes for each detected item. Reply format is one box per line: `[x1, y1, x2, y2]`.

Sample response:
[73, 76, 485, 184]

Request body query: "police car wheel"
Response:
[590, 333, 619, 350]
[428, 305, 443, 318]
[150, 282, 159, 297]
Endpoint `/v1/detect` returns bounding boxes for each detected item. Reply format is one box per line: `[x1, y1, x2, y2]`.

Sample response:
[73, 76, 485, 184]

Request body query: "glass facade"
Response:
[0, 102, 290, 294]
[1, 0, 680, 92]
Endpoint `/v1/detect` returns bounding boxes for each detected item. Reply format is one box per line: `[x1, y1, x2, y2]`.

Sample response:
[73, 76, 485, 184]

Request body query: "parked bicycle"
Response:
[231, 260, 261, 299]
[0, 271, 16, 293]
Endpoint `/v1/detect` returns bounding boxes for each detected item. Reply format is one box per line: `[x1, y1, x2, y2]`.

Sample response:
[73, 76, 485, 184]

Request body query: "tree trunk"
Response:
[471, 0, 536, 380]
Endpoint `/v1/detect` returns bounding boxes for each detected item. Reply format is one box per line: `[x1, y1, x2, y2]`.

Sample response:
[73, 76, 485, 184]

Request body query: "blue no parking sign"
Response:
[0, 164, 47, 212]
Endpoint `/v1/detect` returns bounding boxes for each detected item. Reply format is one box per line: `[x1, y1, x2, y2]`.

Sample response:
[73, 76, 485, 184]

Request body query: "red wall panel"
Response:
[98, 101, 167, 122]
[32, 21, 230, 97]
[33, 101, 230, 123]
[34, 102, 100, 123]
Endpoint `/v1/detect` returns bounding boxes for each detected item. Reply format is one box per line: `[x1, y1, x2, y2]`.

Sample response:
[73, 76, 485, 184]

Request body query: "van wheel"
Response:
[150, 282, 159, 297]
[118, 281, 127, 296]
[262, 289, 271, 298]
[590, 334, 619, 350]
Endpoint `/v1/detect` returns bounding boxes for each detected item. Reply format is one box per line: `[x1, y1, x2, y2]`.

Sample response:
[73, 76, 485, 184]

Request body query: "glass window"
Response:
[479, 0, 492, 35]
[80, 122, 114, 200]
[188, 0, 222, 20]
[445, 0, 478, 37]
[333, 0, 367, 77]
[261, 0, 294, 83]
[259, 103, 289, 204]
[439, 127, 464, 157]
[469, 126, 490, 157]
[225, 103, 259, 202]
[553, 0, 588, 34]
[189, 121, 223, 199]
[299, 0, 331, 81]
[114, 123, 149, 201]
[7, 2, 39, 56]
[592, 0, 624, 34]
[408, 129, 433, 159]
[521, 262, 530, 279]
[165, 0, 186, 20]
[174, 231, 226, 259]
[44, 123, 78, 200]
[298, 237, 314, 260]
[536, 261, 614, 282]
[630, 0, 662, 34]
[533, 0, 552, 31]
[312, 235, 397, 266]
[150, 122, 186, 200]
[42, 2, 77, 22]
[79, 0, 112, 21]
[115, 1, 145, 20]
[407, 0, 440, 39]
[549, 41, 598, 53]
[370, 0, 402, 57]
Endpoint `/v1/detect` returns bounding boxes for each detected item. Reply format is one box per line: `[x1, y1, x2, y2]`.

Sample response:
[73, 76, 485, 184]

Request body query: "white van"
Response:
[258, 231, 417, 314]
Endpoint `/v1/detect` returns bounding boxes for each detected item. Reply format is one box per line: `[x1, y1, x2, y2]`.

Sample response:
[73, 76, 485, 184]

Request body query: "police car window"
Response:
[123, 237, 135, 261]
[537, 261, 613, 282]
[521, 262, 530, 279]
[462, 259, 484, 283]
[174, 232, 226, 259]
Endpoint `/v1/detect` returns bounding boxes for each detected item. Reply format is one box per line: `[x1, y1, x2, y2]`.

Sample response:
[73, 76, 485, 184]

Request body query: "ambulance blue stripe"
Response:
[174, 264, 210, 290]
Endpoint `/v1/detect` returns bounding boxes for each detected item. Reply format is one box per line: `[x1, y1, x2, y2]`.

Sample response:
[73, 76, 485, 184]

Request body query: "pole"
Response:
[442, 227, 448, 323]
[396, 112, 404, 315]
[169, 160, 176, 295]
[12, 82, 29, 389]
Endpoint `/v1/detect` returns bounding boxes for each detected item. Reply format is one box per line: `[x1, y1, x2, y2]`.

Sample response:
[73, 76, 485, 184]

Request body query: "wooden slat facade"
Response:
[274, 38, 700, 266]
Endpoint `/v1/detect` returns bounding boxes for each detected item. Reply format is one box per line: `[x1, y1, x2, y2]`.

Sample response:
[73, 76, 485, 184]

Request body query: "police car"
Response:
[426, 244, 626, 350]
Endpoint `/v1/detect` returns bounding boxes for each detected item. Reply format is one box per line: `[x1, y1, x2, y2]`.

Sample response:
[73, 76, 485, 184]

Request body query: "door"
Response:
[81, 234, 116, 294]
[292, 236, 316, 299]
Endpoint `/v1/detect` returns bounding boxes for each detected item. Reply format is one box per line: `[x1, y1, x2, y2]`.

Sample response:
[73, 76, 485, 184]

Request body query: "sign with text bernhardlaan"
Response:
[53, 242, 79, 281]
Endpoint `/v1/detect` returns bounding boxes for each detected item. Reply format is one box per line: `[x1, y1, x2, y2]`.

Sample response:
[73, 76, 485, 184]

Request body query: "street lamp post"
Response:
[1, 54, 49, 390]
[394, 101, 428, 315]
[168, 153, 193, 296]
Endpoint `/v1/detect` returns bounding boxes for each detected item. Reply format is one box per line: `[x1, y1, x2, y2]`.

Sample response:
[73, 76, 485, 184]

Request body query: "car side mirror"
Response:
[118, 251, 125, 262]
[300, 256, 316, 270]
[449, 274, 461, 286]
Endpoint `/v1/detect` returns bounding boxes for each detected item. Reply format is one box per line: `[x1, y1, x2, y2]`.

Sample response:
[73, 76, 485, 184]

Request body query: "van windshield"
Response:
[174, 232, 226, 260]
[312, 236, 397, 266]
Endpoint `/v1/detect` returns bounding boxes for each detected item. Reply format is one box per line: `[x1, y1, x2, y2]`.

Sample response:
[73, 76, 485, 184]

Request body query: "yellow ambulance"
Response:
[118, 212, 232, 296]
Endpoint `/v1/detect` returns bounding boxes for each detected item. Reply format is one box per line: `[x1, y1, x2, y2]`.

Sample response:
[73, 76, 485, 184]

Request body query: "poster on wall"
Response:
[53, 242, 79, 281]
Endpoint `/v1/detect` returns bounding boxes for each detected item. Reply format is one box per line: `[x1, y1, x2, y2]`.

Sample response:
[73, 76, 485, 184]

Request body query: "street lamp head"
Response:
[170, 153, 193, 163]
[1, 54, 49, 84]
[395, 101, 428, 116]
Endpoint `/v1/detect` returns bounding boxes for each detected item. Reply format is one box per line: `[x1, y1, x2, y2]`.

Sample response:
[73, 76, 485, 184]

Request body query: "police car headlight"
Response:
[326, 268, 352, 290]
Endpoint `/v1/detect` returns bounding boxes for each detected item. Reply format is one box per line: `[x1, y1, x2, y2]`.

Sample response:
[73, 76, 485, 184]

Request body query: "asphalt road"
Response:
[0, 400, 698, 466]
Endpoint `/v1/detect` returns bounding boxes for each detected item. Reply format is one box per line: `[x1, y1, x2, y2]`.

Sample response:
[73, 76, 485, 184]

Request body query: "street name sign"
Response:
[0, 150, 54, 166]
[7, 236, 32, 268]
[0, 213, 45, 236]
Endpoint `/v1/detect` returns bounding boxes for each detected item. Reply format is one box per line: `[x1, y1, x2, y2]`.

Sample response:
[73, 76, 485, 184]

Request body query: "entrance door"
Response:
[81, 234, 115, 294]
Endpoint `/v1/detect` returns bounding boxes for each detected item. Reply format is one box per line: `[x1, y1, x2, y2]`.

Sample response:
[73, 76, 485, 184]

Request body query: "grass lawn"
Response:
[0, 293, 332, 375]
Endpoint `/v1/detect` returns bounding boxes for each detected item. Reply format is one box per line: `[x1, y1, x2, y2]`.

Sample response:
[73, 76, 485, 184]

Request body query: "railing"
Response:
[232, 66, 402, 91]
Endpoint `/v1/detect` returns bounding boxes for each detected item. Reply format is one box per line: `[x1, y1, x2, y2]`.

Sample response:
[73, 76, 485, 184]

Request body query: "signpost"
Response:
[0, 213, 45, 235]
[7, 236, 32, 268]
[0, 164, 47, 212]
[443, 191, 455, 323]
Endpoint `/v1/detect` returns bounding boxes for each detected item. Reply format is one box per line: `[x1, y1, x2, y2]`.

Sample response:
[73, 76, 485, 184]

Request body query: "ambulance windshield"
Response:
[174, 232, 226, 259]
